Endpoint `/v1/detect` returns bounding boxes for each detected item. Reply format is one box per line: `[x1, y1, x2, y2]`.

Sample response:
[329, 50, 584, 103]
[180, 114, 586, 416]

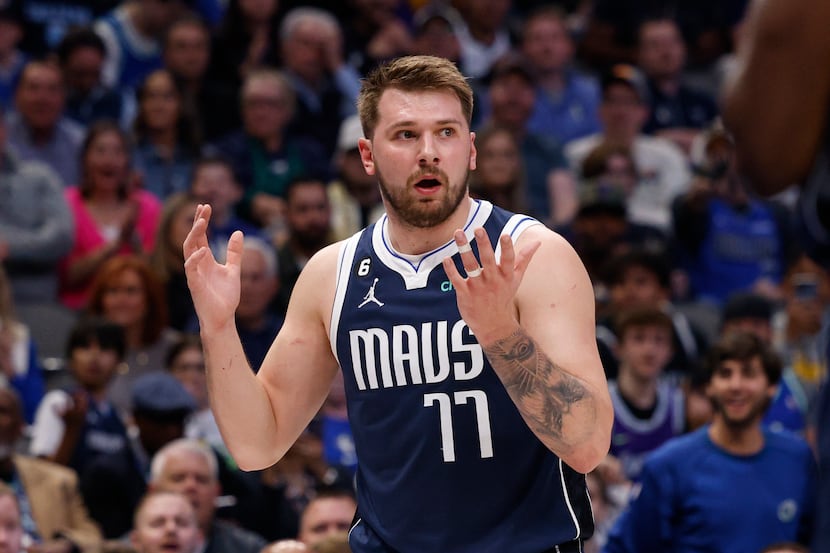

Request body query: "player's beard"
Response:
[377, 165, 469, 229]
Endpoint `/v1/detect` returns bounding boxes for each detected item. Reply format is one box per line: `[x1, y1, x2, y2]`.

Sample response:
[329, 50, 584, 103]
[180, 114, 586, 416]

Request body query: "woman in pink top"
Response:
[60, 122, 161, 310]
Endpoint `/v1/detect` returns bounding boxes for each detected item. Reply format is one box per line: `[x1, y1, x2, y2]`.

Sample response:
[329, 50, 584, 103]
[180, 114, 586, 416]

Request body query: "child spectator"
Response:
[607, 307, 685, 482]
[28, 316, 130, 477]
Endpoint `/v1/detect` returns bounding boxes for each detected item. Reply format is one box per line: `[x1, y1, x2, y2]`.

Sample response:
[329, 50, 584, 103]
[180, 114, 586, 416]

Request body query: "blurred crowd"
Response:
[0, 0, 827, 552]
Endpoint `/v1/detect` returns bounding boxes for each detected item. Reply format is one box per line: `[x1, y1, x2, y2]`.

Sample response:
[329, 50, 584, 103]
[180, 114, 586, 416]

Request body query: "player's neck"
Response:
[707, 418, 765, 456]
[385, 196, 474, 255]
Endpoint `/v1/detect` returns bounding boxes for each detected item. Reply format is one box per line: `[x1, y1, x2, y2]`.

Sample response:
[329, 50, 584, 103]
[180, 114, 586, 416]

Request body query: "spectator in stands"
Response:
[258, 434, 354, 545]
[150, 438, 267, 553]
[327, 115, 384, 243]
[409, 4, 462, 65]
[451, 0, 514, 80]
[93, 0, 184, 91]
[273, 178, 333, 315]
[6, 60, 84, 187]
[189, 155, 261, 257]
[468, 124, 527, 214]
[775, 254, 830, 388]
[0, 3, 26, 109]
[672, 123, 794, 307]
[149, 192, 199, 332]
[132, 68, 200, 200]
[556, 142, 668, 283]
[58, 122, 162, 310]
[81, 372, 194, 539]
[57, 28, 133, 130]
[0, 105, 73, 305]
[604, 331, 817, 552]
[130, 490, 203, 553]
[163, 15, 238, 142]
[579, 0, 745, 69]
[265, 490, 357, 552]
[226, 236, 283, 370]
[521, 6, 602, 145]
[0, 386, 103, 553]
[564, 64, 690, 232]
[29, 317, 129, 477]
[479, 54, 575, 224]
[278, 7, 362, 161]
[636, 17, 719, 155]
[208, 69, 324, 227]
[597, 248, 709, 381]
[606, 307, 685, 483]
[0, 482, 22, 553]
[210, 0, 281, 91]
[85, 255, 180, 416]
[0, 267, 45, 423]
[165, 335, 226, 461]
[720, 292, 813, 436]
[340, 0, 413, 76]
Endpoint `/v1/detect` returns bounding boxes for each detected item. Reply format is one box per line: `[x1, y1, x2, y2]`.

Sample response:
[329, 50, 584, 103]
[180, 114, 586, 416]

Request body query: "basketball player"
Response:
[184, 55, 613, 552]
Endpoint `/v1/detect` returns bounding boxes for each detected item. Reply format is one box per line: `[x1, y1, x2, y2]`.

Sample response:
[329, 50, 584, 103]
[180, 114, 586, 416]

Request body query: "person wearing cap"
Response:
[636, 17, 718, 155]
[80, 372, 195, 539]
[327, 115, 384, 243]
[671, 122, 795, 307]
[564, 63, 690, 232]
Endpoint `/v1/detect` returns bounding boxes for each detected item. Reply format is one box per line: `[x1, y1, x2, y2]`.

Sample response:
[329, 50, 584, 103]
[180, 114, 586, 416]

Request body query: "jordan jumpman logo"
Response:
[358, 278, 384, 308]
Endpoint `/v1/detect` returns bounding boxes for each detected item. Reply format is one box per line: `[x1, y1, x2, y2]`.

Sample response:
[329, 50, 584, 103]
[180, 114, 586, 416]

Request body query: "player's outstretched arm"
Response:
[443, 226, 612, 474]
[183, 204, 339, 470]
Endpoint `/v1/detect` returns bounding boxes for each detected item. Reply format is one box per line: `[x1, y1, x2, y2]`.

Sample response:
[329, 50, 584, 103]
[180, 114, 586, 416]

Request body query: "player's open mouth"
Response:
[414, 178, 442, 191]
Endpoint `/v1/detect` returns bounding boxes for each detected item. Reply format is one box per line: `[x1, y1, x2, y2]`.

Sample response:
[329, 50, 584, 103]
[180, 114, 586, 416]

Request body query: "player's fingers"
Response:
[224, 230, 245, 268]
[442, 255, 464, 285]
[453, 229, 481, 276]
[183, 204, 210, 257]
[183, 246, 209, 276]
[473, 228, 498, 270]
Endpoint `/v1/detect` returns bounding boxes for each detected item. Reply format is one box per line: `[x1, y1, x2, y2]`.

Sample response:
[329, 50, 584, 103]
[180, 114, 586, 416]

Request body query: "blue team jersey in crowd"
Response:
[603, 426, 817, 553]
[331, 200, 594, 553]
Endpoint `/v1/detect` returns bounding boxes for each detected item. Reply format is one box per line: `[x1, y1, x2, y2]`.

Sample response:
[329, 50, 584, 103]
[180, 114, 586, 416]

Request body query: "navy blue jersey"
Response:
[331, 200, 594, 553]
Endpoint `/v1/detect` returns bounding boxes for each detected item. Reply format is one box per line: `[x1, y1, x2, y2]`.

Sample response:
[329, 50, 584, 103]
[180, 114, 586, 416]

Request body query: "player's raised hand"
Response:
[442, 227, 540, 347]
[183, 204, 244, 333]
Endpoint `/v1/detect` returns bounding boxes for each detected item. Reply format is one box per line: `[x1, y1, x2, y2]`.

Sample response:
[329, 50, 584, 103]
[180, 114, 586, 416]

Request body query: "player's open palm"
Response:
[443, 227, 540, 347]
[183, 204, 243, 333]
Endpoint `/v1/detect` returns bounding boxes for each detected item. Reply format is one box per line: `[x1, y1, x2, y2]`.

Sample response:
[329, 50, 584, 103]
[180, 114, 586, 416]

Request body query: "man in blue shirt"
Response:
[604, 331, 816, 553]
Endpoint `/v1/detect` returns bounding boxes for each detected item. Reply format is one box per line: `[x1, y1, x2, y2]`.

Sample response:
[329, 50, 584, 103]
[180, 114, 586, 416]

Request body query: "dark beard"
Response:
[377, 165, 469, 229]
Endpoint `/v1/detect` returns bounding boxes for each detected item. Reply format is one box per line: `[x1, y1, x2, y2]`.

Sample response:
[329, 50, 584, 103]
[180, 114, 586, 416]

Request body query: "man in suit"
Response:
[0, 386, 102, 553]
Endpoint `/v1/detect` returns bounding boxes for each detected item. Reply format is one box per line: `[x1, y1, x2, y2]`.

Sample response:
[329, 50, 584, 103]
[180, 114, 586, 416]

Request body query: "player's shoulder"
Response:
[763, 428, 814, 458]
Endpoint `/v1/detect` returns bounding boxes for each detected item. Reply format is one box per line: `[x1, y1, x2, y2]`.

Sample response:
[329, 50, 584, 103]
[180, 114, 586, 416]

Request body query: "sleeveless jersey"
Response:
[608, 380, 685, 481]
[330, 200, 594, 553]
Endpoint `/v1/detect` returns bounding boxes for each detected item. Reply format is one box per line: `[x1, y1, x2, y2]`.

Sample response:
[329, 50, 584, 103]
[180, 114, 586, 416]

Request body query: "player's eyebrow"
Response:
[386, 118, 464, 130]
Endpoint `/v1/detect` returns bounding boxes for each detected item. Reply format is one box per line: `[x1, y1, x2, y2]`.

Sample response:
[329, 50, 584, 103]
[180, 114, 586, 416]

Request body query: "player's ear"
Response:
[358, 137, 376, 176]
[469, 131, 477, 171]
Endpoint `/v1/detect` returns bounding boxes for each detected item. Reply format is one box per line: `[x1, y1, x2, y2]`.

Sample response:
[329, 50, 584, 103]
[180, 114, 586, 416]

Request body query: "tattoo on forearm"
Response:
[484, 330, 593, 448]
